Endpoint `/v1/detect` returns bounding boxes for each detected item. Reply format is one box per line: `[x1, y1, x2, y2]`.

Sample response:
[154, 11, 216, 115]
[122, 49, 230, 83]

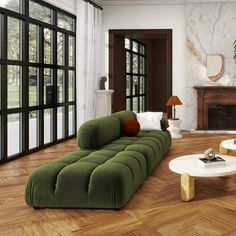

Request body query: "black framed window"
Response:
[125, 38, 146, 113]
[0, 0, 76, 163]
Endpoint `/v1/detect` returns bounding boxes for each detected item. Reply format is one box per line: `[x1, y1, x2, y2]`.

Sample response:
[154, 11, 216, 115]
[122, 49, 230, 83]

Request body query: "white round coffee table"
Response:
[219, 139, 236, 155]
[169, 154, 236, 201]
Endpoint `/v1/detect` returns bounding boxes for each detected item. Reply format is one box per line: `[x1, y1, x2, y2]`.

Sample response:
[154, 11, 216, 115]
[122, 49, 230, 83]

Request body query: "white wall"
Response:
[186, 2, 236, 130]
[101, 4, 187, 128]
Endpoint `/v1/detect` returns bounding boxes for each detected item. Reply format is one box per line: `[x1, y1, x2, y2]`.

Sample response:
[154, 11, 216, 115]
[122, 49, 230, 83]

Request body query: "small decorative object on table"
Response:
[234, 140, 236, 145]
[198, 148, 226, 167]
[204, 148, 215, 160]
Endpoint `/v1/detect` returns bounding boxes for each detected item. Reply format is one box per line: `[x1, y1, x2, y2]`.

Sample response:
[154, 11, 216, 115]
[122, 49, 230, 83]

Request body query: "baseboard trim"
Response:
[191, 129, 236, 134]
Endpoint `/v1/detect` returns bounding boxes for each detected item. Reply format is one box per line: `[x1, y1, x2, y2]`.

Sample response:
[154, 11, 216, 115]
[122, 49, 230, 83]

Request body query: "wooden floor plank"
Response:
[1, 132, 236, 235]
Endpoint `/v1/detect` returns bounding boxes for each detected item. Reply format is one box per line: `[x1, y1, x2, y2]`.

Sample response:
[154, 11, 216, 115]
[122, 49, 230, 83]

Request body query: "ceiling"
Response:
[101, 0, 185, 5]
[100, 0, 236, 6]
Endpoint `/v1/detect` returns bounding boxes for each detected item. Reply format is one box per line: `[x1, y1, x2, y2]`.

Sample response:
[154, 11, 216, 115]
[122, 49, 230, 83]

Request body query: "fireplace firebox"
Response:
[208, 105, 236, 130]
[194, 86, 236, 130]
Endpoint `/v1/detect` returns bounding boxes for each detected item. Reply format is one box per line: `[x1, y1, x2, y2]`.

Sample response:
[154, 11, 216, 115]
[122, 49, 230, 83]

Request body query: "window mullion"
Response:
[22, 12, 29, 153]
[1, 66, 7, 160]
[52, 9, 57, 142]
[64, 33, 69, 137]
[1, 14, 7, 160]
[38, 25, 44, 146]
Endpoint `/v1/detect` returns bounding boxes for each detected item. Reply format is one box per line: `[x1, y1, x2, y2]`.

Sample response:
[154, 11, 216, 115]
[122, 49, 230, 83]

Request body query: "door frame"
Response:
[109, 29, 172, 117]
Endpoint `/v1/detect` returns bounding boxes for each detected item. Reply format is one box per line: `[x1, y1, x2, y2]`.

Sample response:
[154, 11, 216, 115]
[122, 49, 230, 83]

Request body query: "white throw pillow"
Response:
[136, 112, 163, 130]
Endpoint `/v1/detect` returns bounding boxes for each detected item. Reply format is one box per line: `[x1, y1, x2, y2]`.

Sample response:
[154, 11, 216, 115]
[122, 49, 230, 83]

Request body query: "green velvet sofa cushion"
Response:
[112, 110, 136, 123]
[77, 115, 121, 149]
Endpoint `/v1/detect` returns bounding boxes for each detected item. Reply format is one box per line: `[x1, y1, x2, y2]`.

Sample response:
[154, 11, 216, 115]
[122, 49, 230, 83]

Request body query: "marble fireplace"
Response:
[194, 86, 236, 130]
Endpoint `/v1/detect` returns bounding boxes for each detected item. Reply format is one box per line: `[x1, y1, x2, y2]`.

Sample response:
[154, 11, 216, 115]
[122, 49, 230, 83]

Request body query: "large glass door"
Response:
[125, 38, 146, 113]
[0, 0, 76, 163]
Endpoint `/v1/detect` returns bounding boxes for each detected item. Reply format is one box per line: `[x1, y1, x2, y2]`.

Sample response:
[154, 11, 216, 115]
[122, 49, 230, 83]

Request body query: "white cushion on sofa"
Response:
[136, 112, 163, 130]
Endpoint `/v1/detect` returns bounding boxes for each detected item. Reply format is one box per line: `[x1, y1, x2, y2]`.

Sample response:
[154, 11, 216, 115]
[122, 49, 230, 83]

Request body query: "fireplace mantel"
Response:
[194, 86, 236, 129]
[194, 86, 236, 90]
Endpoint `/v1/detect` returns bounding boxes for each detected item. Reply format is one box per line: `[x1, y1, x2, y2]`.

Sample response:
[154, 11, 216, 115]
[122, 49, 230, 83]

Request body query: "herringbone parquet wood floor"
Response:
[1, 132, 236, 236]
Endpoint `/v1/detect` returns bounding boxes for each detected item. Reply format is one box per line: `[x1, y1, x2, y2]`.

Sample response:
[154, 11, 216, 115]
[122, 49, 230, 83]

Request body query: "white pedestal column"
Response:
[168, 119, 183, 139]
[95, 90, 114, 118]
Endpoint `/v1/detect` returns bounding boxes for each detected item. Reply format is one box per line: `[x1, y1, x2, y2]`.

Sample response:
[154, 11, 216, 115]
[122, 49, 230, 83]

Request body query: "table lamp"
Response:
[166, 96, 182, 120]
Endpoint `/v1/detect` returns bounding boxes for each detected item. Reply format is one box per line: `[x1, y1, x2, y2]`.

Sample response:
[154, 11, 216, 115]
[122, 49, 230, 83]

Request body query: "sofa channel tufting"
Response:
[25, 111, 172, 209]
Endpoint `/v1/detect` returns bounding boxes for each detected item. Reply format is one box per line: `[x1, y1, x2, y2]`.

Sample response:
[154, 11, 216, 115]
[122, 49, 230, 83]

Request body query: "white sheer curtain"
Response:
[76, 0, 102, 128]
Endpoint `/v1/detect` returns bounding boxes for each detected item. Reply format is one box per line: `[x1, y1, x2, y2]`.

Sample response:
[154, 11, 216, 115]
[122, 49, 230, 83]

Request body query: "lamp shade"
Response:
[166, 96, 182, 106]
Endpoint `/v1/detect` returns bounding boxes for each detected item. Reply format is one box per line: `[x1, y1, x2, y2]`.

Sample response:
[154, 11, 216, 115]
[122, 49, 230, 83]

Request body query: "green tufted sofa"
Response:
[25, 111, 171, 209]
